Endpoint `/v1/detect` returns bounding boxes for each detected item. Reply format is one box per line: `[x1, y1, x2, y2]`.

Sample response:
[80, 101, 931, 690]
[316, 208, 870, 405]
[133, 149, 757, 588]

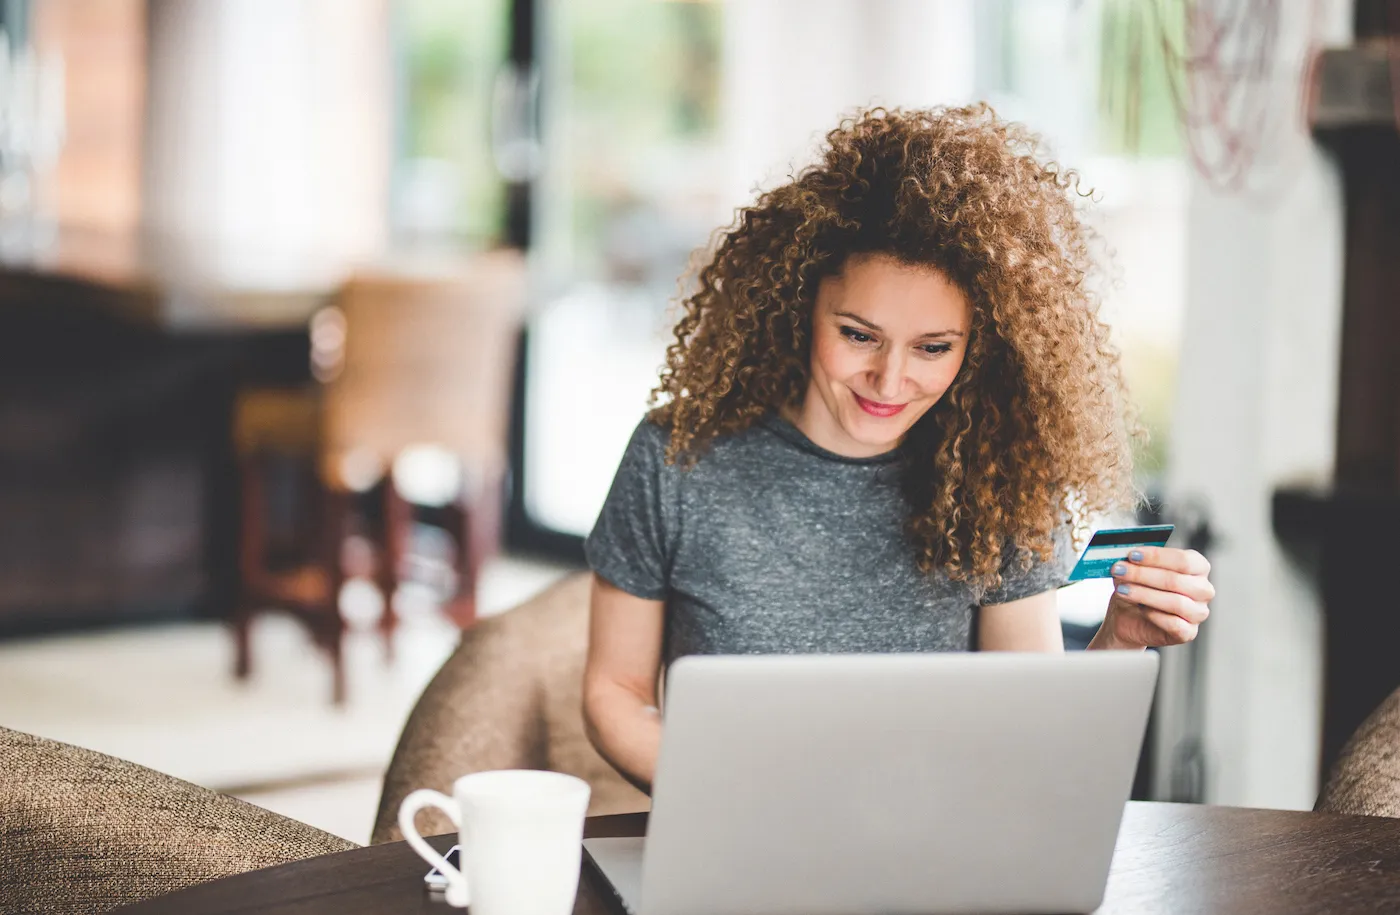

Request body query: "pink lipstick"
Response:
[853, 393, 906, 418]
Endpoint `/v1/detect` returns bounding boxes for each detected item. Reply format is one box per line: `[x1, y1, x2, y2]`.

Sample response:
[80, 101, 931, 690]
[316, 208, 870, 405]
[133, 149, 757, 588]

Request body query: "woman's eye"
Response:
[920, 343, 953, 356]
[840, 327, 874, 344]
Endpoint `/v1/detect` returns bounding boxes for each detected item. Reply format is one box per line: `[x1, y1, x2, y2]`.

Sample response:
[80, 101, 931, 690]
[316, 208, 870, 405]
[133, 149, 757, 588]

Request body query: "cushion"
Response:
[0, 726, 356, 915]
[1316, 686, 1400, 818]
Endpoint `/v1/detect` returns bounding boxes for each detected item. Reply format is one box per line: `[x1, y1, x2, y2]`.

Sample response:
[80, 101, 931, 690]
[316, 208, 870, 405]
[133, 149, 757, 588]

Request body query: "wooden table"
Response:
[114, 802, 1400, 914]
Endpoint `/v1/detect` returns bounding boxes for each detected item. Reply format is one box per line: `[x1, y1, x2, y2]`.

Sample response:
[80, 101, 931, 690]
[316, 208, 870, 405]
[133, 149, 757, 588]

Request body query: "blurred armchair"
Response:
[0, 726, 356, 915]
[371, 572, 649, 844]
[1315, 684, 1400, 818]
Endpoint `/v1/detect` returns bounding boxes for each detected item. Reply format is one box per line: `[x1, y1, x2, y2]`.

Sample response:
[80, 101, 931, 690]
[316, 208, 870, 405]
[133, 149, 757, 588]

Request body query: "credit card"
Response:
[1067, 524, 1174, 581]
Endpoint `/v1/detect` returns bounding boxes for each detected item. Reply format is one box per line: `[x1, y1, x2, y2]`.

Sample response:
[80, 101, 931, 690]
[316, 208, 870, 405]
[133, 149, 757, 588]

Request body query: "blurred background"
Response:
[0, 0, 1391, 845]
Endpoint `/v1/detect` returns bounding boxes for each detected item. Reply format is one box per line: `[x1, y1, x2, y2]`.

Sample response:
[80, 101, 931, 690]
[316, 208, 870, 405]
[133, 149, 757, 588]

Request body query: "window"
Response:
[524, 0, 725, 538]
[975, 0, 1186, 480]
[393, 0, 510, 243]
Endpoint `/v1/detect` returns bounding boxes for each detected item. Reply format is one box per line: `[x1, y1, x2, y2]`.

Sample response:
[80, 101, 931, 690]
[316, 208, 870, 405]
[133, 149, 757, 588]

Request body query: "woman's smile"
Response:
[852, 392, 907, 418]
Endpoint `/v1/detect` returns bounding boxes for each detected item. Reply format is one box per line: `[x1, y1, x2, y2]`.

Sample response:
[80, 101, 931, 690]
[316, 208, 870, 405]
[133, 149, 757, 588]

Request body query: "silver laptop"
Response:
[584, 651, 1158, 915]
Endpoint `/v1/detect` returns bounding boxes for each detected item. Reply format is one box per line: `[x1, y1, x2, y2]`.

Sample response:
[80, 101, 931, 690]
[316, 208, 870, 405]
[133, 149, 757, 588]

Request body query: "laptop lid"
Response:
[629, 651, 1157, 915]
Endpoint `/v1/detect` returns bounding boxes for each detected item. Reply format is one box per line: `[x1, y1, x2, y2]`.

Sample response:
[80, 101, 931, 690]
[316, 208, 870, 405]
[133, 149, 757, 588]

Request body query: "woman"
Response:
[582, 105, 1214, 794]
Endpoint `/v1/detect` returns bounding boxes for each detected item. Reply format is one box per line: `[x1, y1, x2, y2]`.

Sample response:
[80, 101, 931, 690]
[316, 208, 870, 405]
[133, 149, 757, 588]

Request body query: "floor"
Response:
[0, 554, 577, 845]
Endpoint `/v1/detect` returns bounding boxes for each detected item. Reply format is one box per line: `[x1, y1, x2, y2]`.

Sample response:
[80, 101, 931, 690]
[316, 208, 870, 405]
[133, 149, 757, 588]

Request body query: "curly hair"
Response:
[649, 104, 1140, 594]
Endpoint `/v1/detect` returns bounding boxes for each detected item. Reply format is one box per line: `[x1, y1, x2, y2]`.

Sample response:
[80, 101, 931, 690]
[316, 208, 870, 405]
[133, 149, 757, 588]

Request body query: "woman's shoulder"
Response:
[623, 415, 673, 464]
[613, 417, 682, 484]
[629, 413, 778, 466]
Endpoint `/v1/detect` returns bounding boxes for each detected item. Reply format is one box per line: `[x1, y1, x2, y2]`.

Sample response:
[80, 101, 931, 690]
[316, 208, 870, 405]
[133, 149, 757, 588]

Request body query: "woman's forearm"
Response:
[583, 680, 664, 795]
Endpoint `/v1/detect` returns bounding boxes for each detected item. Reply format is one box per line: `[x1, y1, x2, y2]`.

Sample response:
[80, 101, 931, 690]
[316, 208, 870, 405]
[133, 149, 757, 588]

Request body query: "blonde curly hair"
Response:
[649, 104, 1140, 593]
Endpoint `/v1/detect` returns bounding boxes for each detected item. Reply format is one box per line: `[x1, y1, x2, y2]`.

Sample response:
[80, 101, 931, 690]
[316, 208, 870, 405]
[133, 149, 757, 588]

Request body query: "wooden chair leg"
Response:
[439, 501, 470, 629]
[328, 618, 347, 705]
[318, 485, 351, 704]
[377, 479, 412, 661]
[300, 610, 348, 705]
[444, 468, 505, 630]
[233, 454, 267, 684]
[232, 606, 253, 681]
[444, 582, 478, 630]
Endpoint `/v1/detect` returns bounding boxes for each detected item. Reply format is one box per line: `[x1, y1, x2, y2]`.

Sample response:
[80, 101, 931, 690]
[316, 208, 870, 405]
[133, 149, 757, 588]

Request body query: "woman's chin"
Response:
[839, 414, 907, 454]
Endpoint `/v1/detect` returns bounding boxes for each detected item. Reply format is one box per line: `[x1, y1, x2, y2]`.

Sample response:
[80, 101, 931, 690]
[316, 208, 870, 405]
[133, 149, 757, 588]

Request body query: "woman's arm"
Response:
[978, 591, 1065, 652]
[582, 573, 667, 794]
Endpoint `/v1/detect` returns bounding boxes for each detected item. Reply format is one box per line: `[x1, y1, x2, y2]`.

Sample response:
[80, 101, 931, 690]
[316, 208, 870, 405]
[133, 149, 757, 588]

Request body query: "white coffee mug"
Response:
[399, 769, 592, 912]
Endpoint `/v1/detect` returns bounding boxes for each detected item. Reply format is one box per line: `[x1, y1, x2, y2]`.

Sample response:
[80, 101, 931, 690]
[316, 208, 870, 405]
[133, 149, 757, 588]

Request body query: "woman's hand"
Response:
[1089, 546, 1214, 650]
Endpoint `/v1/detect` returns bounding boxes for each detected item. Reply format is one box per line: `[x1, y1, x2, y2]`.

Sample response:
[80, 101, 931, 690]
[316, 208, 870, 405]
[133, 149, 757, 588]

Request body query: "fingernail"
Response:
[1129, 550, 1143, 562]
[1112, 563, 1126, 576]
[1116, 583, 1131, 595]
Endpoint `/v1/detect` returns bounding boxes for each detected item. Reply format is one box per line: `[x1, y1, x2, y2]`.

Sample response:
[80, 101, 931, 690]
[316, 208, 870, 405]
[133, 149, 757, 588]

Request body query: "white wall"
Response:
[721, 0, 975, 208]
[1162, 0, 1352, 808]
[143, 0, 390, 290]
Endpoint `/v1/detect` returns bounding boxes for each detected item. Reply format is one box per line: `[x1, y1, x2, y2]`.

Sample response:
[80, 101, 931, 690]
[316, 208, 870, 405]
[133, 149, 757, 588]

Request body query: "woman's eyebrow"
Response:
[835, 311, 965, 338]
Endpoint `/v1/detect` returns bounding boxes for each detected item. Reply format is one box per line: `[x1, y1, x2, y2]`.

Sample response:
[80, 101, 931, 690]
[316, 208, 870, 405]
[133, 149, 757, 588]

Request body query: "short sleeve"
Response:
[978, 523, 1076, 605]
[584, 420, 678, 600]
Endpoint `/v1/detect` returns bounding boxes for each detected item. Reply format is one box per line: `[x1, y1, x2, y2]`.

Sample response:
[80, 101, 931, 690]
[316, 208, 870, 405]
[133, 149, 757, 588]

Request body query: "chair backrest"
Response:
[1316, 685, 1400, 818]
[320, 249, 527, 490]
[372, 572, 649, 844]
[0, 726, 355, 915]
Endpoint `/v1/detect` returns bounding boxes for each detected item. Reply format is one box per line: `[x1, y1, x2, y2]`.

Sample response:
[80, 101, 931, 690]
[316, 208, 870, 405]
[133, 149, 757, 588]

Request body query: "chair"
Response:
[3, 572, 640, 911]
[1315, 685, 1400, 818]
[371, 571, 650, 843]
[324, 249, 526, 639]
[0, 726, 356, 915]
[230, 250, 526, 702]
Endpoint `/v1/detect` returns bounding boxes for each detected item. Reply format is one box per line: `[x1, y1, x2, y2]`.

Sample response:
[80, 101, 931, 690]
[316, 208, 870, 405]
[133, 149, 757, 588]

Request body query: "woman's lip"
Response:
[853, 393, 906, 416]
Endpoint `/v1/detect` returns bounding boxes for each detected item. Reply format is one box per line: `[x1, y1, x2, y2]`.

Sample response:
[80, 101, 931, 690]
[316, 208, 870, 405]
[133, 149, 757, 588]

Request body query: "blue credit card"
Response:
[1067, 525, 1174, 581]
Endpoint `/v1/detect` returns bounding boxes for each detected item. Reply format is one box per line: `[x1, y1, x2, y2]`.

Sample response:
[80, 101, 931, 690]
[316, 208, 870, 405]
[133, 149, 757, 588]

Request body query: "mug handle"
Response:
[399, 789, 469, 908]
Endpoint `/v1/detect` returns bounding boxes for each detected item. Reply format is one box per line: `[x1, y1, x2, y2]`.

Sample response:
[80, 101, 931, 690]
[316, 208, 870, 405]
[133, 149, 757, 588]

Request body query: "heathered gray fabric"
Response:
[585, 415, 1072, 667]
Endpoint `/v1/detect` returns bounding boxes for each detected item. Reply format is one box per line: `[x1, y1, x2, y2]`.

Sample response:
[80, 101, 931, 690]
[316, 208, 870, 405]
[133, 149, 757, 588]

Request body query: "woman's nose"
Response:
[869, 353, 906, 401]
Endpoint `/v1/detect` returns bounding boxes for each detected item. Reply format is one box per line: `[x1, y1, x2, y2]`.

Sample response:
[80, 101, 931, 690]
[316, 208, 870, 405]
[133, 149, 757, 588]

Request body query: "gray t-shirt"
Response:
[585, 415, 1070, 667]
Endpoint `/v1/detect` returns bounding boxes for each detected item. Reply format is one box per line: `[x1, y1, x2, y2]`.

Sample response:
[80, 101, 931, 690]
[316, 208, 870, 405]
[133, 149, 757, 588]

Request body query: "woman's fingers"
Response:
[1111, 560, 1216, 603]
[1112, 579, 1211, 625]
[1140, 606, 1199, 644]
[1124, 545, 1210, 577]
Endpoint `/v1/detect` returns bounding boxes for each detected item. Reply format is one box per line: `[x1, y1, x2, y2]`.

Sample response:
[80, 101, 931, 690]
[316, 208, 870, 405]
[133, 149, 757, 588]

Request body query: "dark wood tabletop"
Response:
[114, 802, 1400, 914]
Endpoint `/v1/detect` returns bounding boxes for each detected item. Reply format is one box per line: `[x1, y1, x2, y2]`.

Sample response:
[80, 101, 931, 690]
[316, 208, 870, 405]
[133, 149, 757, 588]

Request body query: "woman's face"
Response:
[793, 253, 972, 458]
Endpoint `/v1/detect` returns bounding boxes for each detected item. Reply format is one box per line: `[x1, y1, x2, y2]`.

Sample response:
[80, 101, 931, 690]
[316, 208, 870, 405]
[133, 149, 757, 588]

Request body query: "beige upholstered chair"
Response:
[0, 726, 356, 915]
[372, 572, 649, 843]
[321, 250, 527, 635]
[1316, 686, 1400, 818]
[322, 251, 525, 495]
